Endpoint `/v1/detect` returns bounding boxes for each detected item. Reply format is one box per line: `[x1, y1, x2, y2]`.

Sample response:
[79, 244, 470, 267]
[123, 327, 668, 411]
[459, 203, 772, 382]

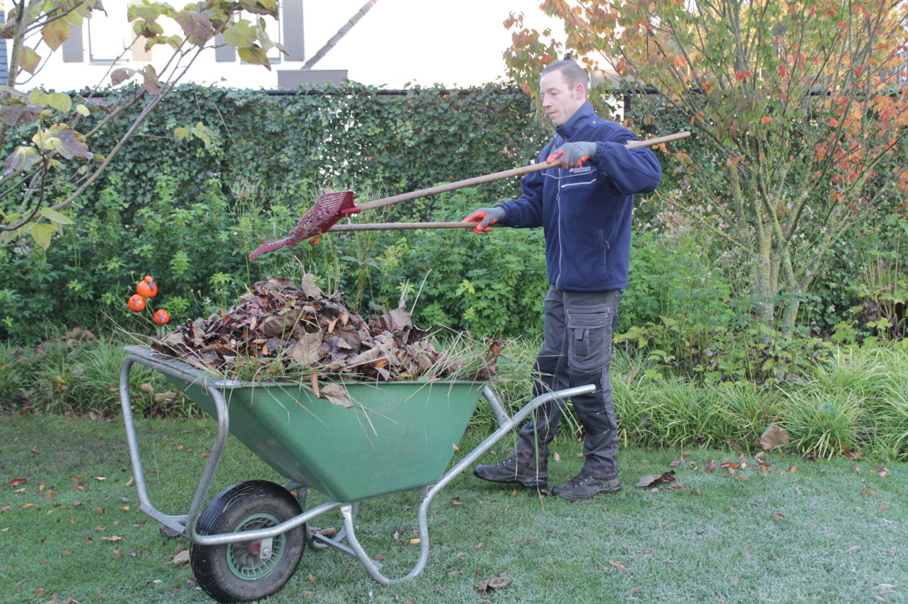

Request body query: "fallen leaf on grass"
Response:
[871, 584, 897, 593]
[173, 550, 190, 565]
[610, 561, 628, 571]
[634, 471, 675, 488]
[477, 574, 512, 592]
[9, 478, 27, 487]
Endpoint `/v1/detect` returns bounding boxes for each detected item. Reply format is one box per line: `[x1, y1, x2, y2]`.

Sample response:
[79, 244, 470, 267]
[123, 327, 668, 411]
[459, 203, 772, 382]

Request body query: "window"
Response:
[87, 2, 131, 62]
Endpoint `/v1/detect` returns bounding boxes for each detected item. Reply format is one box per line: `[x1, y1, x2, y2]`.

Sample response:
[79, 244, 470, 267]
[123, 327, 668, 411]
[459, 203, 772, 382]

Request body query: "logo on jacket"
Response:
[569, 165, 593, 174]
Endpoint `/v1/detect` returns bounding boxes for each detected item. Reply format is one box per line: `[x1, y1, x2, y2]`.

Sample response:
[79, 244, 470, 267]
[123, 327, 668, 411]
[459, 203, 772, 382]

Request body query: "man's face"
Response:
[540, 70, 585, 127]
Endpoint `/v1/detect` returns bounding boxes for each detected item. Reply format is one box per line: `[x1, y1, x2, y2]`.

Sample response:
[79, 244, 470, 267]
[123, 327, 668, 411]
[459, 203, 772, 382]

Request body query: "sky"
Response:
[298, 0, 563, 88]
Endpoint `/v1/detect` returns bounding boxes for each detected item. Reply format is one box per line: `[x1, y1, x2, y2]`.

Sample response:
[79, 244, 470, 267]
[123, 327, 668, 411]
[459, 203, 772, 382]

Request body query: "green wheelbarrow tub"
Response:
[156, 352, 486, 503]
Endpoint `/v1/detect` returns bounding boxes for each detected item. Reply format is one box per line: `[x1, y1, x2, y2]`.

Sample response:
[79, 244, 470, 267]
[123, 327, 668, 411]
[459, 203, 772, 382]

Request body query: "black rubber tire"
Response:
[190, 481, 305, 603]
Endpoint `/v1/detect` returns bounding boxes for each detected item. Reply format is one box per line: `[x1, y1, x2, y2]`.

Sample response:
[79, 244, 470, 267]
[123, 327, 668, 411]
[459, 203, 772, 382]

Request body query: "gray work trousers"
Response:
[516, 287, 622, 478]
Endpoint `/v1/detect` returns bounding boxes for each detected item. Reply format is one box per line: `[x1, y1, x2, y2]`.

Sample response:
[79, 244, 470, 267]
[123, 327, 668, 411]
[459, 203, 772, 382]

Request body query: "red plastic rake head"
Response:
[248, 190, 360, 262]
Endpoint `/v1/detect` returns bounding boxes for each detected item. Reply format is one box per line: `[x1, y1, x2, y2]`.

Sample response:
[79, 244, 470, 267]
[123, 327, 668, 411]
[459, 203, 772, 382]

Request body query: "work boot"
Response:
[473, 454, 548, 489]
[551, 472, 620, 501]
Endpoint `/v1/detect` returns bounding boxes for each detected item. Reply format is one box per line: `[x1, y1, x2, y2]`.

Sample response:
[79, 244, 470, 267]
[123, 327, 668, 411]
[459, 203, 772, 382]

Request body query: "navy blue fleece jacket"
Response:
[496, 102, 662, 291]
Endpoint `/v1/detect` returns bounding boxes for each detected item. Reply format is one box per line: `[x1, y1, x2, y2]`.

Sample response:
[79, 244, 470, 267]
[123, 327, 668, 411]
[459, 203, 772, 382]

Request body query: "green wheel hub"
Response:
[226, 513, 286, 580]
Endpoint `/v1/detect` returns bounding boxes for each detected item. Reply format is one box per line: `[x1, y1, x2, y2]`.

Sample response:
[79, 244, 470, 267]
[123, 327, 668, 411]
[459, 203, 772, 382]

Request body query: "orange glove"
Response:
[464, 207, 505, 234]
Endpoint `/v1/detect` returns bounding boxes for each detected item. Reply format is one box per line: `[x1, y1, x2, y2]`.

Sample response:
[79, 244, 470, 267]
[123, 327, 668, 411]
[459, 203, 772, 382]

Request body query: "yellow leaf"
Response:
[42, 17, 71, 51]
[19, 47, 41, 75]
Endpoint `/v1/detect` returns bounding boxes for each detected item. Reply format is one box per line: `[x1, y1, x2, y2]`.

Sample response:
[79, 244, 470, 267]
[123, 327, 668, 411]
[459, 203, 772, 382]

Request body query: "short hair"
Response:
[542, 59, 589, 91]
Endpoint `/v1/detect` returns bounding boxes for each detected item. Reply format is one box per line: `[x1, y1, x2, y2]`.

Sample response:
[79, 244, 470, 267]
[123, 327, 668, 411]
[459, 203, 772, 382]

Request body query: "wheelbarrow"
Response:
[119, 345, 594, 602]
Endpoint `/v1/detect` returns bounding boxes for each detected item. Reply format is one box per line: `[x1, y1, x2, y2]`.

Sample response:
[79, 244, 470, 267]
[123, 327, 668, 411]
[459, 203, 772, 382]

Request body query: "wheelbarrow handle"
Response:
[356, 130, 691, 212]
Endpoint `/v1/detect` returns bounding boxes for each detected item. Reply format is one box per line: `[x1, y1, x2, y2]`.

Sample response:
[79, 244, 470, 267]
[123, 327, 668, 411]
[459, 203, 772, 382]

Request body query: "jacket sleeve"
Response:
[493, 146, 554, 229]
[591, 127, 662, 196]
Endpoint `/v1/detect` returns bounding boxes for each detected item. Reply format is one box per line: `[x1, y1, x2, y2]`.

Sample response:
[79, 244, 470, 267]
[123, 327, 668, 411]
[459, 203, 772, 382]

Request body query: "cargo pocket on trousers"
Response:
[566, 310, 611, 373]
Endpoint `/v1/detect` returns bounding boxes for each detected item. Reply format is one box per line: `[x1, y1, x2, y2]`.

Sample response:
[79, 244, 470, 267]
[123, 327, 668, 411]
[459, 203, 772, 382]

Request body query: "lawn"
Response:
[1, 414, 905, 604]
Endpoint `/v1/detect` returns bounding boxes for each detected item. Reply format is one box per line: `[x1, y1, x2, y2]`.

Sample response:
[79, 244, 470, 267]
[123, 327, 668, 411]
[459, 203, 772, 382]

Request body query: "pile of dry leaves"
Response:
[152, 274, 496, 382]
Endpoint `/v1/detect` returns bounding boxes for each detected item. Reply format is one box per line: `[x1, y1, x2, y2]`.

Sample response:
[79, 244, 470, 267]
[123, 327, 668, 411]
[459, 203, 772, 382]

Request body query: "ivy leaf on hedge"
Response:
[3, 146, 40, 174]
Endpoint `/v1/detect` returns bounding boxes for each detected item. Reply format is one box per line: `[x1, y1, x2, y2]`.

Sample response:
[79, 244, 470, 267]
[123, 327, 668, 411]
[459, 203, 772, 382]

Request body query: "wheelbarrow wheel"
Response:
[190, 480, 305, 603]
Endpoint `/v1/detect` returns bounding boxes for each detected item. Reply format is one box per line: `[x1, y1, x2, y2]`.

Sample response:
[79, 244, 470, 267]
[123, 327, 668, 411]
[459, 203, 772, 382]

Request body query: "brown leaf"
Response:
[318, 383, 351, 408]
[173, 550, 190, 565]
[174, 9, 213, 40]
[41, 17, 71, 51]
[0, 105, 42, 126]
[299, 273, 325, 299]
[111, 68, 136, 86]
[760, 425, 790, 450]
[634, 471, 675, 488]
[291, 331, 323, 366]
[141, 65, 161, 95]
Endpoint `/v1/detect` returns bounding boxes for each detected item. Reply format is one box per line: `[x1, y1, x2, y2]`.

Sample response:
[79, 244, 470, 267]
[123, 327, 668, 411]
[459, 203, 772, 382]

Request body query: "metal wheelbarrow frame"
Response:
[119, 345, 593, 600]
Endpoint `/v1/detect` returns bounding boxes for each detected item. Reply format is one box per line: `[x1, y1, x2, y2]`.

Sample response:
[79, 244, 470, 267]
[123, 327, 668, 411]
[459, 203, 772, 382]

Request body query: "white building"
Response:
[11, 0, 364, 93]
[7, 0, 567, 93]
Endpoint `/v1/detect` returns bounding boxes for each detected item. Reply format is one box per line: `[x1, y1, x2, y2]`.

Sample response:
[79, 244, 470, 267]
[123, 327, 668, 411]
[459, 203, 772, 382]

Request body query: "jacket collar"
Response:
[554, 102, 595, 140]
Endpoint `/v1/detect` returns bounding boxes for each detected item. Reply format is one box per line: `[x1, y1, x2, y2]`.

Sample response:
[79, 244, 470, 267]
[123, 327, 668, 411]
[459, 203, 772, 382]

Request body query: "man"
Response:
[464, 59, 662, 501]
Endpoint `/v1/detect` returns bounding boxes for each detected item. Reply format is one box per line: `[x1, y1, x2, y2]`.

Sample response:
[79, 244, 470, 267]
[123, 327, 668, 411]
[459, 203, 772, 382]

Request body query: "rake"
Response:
[248, 130, 690, 261]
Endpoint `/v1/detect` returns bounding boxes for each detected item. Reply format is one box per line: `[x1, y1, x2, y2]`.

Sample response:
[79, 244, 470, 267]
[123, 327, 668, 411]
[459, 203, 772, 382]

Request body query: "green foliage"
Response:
[4, 334, 908, 461]
[0, 84, 549, 343]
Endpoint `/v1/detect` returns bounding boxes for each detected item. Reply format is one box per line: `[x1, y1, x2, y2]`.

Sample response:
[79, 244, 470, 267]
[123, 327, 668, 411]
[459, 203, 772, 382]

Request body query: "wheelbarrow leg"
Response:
[119, 354, 233, 537]
[339, 503, 397, 584]
[334, 385, 597, 584]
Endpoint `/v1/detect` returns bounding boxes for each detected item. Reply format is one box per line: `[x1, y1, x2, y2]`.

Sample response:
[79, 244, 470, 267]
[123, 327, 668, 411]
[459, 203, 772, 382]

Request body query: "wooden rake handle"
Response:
[355, 130, 691, 212]
[329, 221, 480, 232]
